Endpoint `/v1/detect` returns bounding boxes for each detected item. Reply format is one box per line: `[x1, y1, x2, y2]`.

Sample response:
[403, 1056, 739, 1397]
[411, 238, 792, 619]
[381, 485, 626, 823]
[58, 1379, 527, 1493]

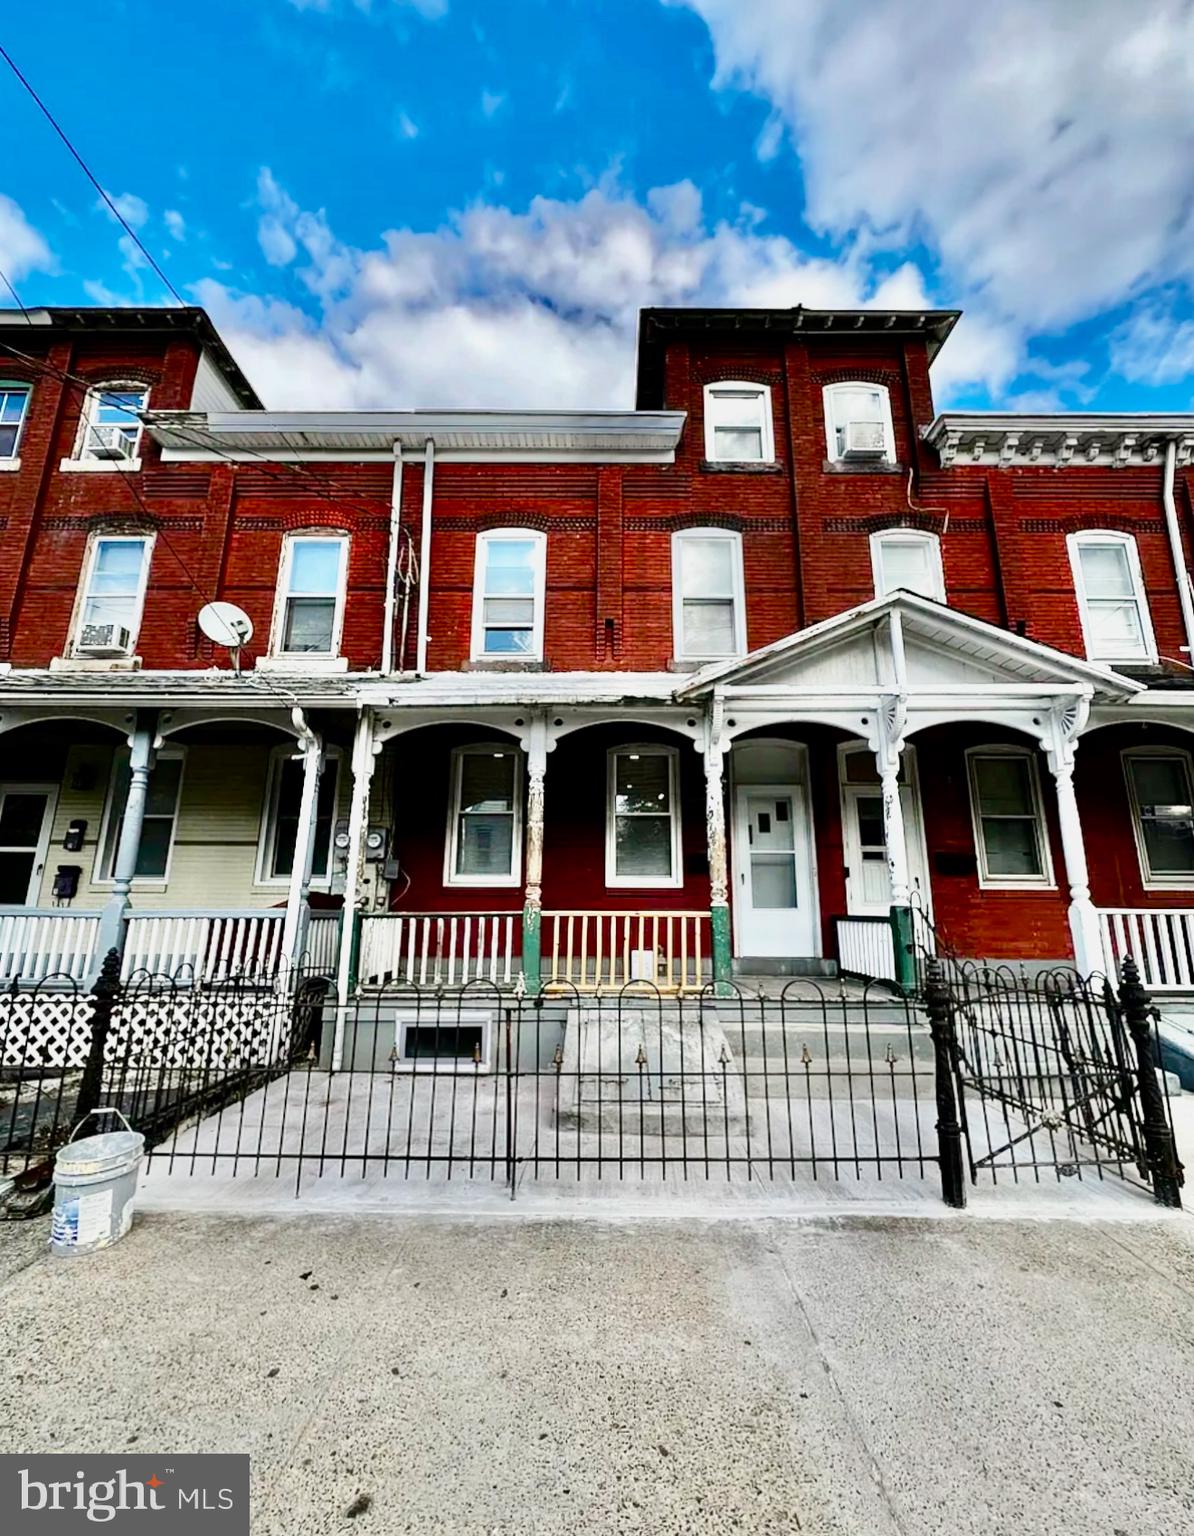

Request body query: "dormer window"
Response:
[70, 383, 149, 469]
[870, 530, 945, 602]
[824, 382, 895, 464]
[1068, 531, 1156, 664]
[703, 382, 774, 464]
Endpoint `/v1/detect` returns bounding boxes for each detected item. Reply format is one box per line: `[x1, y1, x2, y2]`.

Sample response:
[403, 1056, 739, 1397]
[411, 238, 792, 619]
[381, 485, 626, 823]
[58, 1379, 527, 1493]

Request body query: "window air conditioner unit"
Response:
[79, 623, 132, 657]
[90, 442, 132, 461]
[843, 419, 887, 458]
[87, 426, 136, 460]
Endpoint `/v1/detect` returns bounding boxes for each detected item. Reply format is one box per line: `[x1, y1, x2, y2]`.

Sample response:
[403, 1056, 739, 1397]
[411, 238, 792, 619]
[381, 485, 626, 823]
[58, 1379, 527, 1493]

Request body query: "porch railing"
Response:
[357, 911, 518, 989]
[305, 913, 342, 976]
[1098, 908, 1194, 991]
[541, 910, 710, 993]
[834, 916, 896, 982]
[0, 908, 100, 984]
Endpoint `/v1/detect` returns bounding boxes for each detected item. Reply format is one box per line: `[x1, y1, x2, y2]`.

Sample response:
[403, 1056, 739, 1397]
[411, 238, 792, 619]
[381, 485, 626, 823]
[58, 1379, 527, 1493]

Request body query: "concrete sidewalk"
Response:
[1, 1210, 1193, 1534]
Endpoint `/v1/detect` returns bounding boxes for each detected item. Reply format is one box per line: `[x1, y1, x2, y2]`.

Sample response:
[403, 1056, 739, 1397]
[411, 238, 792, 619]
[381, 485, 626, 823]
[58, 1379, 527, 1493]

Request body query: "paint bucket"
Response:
[50, 1110, 144, 1258]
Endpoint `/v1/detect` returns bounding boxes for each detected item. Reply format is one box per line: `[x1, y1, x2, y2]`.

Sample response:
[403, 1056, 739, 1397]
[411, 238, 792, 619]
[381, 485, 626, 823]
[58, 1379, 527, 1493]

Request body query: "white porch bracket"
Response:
[333, 709, 379, 1068]
[280, 707, 324, 977]
[1040, 692, 1102, 978]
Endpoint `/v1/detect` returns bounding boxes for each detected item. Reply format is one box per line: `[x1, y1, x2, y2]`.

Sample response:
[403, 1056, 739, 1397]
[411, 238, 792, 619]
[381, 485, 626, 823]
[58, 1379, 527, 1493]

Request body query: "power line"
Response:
[0, 44, 187, 308]
[0, 262, 29, 317]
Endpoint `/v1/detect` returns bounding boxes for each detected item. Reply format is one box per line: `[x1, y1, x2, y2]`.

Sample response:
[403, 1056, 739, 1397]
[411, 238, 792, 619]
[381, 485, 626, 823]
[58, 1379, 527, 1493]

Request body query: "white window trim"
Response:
[965, 746, 1055, 890]
[605, 744, 683, 890]
[64, 381, 149, 471]
[270, 533, 350, 659]
[93, 745, 186, 889]
[469, 528, 546, 663]
[702, 381, 775, 464]
[444, 742, 524, 888]
[869, 529, 945, 602]
[1067, 530, 1157, 664]
[71, 532, 154, 658]
[391, 1010, 495, 1073]
[671, 527, 747, 661]
[254, 744, 342, 888]
[823, 380, 897, 464]
[1123, 745, 1194, 890]
[0, 381, 31, 465]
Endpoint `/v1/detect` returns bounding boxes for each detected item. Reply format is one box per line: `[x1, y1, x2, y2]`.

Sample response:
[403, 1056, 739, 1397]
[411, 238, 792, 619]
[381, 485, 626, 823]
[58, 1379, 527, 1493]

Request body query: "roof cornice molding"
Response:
[927, 412, 1194, 469]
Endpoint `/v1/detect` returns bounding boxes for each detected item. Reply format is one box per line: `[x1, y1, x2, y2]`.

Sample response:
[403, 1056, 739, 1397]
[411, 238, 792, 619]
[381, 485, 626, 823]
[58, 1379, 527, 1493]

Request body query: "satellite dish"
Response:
[197, 602, 253, 648]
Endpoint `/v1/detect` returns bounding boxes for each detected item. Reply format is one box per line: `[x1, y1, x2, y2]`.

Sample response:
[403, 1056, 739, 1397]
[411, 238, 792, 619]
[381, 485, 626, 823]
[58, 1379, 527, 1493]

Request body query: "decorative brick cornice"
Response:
[815, 367, 901, 388]
[1020, 515, 1165, 535]
[625, 513, 789, 534]
[823, 513, 984, 535]
[436, 512, 597, 533]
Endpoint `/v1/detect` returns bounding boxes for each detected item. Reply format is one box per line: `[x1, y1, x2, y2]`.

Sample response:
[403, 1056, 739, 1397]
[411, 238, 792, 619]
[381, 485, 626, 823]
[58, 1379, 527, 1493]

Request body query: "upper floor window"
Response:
[870, 530, 945, 602]
[672, 528, 746, 660]
[97, 747, 184, 883]
[966, 747, 1053, 888]
[0, 383, 30, 461]
[606, 745, 682, 888]
[74, 382, 148, 466]
[257, 745, 342, 886]
[703, 382, 774, 464]
[823, 382, 895, 464]
[1123, 748, 1194, 885]
[74, 534, 152, 657]
[446, 743, 523, 886]
[274, 535, 348, 656]
[470, 529, 546, 661]
[1068, 531, 1156, 664]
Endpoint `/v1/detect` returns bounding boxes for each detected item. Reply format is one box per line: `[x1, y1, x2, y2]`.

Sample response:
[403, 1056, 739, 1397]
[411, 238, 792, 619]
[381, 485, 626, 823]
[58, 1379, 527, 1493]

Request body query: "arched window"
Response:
[869, 529, 945, 601]
[71, 380, 150, 467]
[823, 381, 895, 463]
[470, 528, 546, 661]
[702, 381, 774, 463]
[672, 527, 746, 660]
[1067, 530, 1156, 663]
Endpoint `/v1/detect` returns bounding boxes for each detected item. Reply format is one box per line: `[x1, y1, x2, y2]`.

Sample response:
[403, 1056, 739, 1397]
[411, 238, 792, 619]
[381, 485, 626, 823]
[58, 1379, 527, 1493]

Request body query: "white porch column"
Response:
[95, 709, 158, 966]
[333, 710, 378, 1068]
[520, 712, 548, 993]
[702, 700, 732, 991]
[1043, 697, 1101, 977]
[280, 714, 323, 974]
[873, 692, 915, 987]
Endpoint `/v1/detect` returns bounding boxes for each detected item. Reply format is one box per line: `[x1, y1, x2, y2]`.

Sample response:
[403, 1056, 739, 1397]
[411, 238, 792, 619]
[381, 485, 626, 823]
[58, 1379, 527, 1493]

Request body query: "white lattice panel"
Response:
[107, 994, 289, 1073]
[0, 993, 93, 1069]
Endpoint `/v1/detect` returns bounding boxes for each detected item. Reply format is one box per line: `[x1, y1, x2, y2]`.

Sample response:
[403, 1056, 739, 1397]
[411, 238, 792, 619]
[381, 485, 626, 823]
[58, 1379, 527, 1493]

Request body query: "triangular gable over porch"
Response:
[676, 591, 1142, 703]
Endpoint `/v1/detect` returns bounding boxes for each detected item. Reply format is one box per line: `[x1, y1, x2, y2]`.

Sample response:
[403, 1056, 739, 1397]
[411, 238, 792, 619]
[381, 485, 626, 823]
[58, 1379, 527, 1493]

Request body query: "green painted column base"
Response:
[711, 903, 733, 997]
[521, 903, 542, 996]
[889, 904, 916, 992]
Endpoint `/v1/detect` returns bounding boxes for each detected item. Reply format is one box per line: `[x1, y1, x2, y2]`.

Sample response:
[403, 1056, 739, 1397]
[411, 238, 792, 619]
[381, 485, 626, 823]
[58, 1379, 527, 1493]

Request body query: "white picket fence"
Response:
[1098, 907, 1194, 992]
[358, 911, 518, 988]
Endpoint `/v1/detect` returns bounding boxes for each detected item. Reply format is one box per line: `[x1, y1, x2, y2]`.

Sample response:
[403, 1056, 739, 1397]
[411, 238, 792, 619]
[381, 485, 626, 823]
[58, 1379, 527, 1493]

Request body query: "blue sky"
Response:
[3, 0, 1194, 414]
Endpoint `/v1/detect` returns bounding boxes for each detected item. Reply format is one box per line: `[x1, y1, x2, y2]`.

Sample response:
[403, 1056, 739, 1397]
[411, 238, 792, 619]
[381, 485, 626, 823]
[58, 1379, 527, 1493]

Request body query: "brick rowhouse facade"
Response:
[3, 302, 1194, 994]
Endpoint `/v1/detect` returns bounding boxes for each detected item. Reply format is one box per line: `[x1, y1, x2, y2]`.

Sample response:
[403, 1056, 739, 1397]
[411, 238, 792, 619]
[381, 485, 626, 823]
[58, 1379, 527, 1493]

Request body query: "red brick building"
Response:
[1, 302, 1193, 1007]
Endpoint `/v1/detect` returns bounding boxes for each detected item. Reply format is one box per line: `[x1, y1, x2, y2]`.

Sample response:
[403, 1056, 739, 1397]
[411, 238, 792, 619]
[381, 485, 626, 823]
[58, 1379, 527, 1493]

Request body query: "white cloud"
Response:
[1110, 301, 1194, 388]
[480, 89, 506, 119]
[0, 196, 53, 288]
[164, 209, 187, 242]
[673, 0, 1194, 355]
[394, 108, 419, 141]
[287, 0, 448, 16]
[99, 191, 150, 229]
[195, 170, 1005, 410]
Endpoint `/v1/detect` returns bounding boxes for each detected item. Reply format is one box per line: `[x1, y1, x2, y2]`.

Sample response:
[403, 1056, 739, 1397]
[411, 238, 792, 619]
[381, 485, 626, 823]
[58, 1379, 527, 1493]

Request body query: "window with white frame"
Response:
[1068, 532, 1156, 663]
[75, 382, 148, 463]
[446, 743, 523, 885]
[870, 529, 945, 601]
[607, 745, 682, 887]
[672, 528, 745, 659]
[97, 748, 184, 882]
[257, 746, 341, 884]
[702, 382, 774, 463]
[0, 383, 30, 460]
[823, 382, 895, 463]
[74, 534, 152, 656]
[966, 748, 1053, 886]
[1124, 749, 1194, 884]
[470, 529, 546, 660]
[274, 534, 348, 655]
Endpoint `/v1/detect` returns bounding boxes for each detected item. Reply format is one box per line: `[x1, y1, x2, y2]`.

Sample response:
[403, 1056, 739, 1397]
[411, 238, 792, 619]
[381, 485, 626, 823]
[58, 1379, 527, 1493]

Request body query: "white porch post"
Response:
[520, 711, 548, 994]
[873, 691, 915, 988]
[333, 709, 378, 1068]
[702, 698, 732, 993]
[280, 715, 323, 975]
[95, 709, 158, 968]
[1043, 696, 1102, 977]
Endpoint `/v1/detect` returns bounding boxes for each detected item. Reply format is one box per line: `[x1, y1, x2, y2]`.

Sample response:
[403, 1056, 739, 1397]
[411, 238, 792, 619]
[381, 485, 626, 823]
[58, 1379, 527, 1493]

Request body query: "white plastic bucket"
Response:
[50, 1110, 144, 1258]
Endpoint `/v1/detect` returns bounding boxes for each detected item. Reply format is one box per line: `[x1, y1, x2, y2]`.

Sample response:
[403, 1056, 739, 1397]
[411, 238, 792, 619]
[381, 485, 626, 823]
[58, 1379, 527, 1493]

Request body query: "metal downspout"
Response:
[381, 443, 403, 673]
[415, 438, 435, 675]
[1163, 438, 1194, 660]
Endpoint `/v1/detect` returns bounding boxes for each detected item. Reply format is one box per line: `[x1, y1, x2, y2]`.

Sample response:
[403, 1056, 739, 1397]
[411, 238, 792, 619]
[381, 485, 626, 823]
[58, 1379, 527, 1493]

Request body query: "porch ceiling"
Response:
[676, 593, 1142, 703]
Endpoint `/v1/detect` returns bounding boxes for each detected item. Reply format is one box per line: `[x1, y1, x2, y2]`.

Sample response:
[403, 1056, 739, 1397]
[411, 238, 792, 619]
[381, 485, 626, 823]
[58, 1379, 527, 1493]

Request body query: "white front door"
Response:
[842, 782, 931, 917]
[734, 786, 817, 958]
[0, 785, 58, 905]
